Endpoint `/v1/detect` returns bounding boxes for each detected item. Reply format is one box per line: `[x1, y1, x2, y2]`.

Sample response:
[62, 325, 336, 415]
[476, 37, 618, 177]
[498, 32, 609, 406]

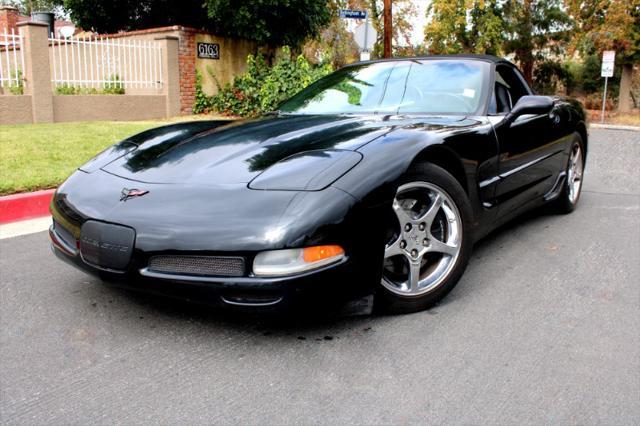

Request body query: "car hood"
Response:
[101, 114, 395, 185]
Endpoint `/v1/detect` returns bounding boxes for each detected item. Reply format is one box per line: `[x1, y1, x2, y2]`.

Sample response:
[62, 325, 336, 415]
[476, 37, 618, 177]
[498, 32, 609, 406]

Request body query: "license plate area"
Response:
[80, 221, 135, 272]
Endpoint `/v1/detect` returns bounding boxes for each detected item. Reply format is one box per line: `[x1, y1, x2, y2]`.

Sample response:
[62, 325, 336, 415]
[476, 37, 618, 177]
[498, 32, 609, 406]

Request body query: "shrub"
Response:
[196, 47, 333, 117]
[210, 53, 271, 116]
[54, 74, 124, 95]
[193, 69, 212, 114]
[258, 47, 332, 112]
[55, 85, 100, 95]
[582, 93, 616, 111]
[55, 84, 81, 95]
[102, 74, 125, 94]
[533, 60, 567, 95]
[8, 70, 23, 95]
[581, 54, 602, 94]
[563, 60, 583, 95]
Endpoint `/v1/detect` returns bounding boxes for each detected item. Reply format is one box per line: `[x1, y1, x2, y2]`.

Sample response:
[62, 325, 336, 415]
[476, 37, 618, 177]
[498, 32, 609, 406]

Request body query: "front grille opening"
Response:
[147, 255, 245, 277]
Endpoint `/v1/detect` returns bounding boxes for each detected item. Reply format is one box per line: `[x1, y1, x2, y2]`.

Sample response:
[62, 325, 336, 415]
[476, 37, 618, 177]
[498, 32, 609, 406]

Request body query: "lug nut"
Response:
[404, 223, 412, 232]
[400, 240, 407, 249]
[419, 222, 426, 231]
[423, 238, 430, 246]
[411, 249, 418, 258]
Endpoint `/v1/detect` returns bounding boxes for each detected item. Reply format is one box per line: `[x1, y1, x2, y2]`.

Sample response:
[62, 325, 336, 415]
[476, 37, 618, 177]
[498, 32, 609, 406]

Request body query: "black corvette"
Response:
[50, 55, 587, 313]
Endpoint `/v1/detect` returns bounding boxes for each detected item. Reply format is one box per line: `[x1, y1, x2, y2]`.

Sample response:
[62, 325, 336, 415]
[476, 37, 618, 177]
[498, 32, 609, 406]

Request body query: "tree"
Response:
[423, 0, 504, 55]
[57, 0, 211, 33]
[424, 0, 571, 83]
[58, 0, 331, 49]
[501, 0, 572, 83]
[566, 0, 640, 111]
[303, 1, 360, 68]
[6, 0, 64, 17]
[204, 0, 331, 48]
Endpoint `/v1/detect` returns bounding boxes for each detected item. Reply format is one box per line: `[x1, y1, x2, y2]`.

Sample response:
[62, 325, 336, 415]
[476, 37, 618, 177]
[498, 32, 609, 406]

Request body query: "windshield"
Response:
[279, 59, 489, 115]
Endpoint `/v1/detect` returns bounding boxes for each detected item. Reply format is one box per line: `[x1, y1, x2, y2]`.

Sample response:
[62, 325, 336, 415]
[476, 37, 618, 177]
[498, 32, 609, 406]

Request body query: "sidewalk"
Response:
[590, 123, 640, 132]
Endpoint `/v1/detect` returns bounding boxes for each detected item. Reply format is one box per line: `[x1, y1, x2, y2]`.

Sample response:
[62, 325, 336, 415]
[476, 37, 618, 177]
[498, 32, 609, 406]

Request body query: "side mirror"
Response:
[506, 95, 554, 123]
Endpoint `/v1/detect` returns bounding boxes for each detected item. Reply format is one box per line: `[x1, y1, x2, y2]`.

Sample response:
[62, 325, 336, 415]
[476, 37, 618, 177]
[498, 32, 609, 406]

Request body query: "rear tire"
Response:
[375, 163, 473, 314]
[553, 134, 585, 214]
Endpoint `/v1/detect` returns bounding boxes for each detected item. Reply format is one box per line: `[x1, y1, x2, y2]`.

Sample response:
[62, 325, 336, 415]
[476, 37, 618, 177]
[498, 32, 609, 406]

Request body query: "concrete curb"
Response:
[0, 216, 52, 239]
[590, 123, 640, 132]
[0, 189, 55, 224]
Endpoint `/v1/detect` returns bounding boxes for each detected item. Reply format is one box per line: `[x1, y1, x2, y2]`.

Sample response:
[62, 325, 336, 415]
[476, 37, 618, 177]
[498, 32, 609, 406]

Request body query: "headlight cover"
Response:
[253, 245, 345, 277]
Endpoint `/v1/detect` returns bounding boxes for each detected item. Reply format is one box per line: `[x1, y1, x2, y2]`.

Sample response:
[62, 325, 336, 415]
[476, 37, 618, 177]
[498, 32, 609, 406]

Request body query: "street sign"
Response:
[601, 50, 615, 77]
[354, 20, 377, 51]
[339, 9, 367, 19]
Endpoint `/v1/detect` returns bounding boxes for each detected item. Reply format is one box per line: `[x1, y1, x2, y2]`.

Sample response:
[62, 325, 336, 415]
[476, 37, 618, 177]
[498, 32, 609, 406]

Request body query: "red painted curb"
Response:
[0, 189, 56, 224]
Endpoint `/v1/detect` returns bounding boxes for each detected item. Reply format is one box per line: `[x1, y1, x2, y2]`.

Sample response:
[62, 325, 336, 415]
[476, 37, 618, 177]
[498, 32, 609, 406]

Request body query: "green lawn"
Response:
[0, 117, 230, 195]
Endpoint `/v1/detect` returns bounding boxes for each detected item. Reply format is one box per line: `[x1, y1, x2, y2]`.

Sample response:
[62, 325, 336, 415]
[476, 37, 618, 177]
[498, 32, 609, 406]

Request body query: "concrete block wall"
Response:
[1, 23, 254, 124]
[0, 22, 182, 124]
[94, 26, 256, 116]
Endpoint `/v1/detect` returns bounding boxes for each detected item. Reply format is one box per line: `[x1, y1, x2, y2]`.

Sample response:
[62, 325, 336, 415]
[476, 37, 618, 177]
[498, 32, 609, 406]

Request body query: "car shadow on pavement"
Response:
[92, 280, 382, 339]
[474, 204, 558, 252]
[421, 203, 564, 307]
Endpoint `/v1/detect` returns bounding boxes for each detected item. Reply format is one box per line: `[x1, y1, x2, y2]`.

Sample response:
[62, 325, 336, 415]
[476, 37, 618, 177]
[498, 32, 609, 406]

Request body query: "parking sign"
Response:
[601, 51, 615, 77]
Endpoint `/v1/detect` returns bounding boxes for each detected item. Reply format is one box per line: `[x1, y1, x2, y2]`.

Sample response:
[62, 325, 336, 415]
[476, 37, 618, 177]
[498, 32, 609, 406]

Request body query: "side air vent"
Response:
[147, 255, 245, 277]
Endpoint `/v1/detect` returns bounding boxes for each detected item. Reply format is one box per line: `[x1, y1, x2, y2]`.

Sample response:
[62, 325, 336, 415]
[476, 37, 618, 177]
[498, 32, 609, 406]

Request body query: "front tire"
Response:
[375, 163, 473, 314]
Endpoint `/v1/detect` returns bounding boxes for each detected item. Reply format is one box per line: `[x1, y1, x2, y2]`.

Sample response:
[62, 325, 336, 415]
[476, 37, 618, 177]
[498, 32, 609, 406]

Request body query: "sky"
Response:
[410, 0, 430, 45]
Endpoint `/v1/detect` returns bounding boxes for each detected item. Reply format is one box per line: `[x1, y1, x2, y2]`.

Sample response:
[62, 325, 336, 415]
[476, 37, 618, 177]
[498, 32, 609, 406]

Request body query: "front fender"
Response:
[331, 116, 499, 239]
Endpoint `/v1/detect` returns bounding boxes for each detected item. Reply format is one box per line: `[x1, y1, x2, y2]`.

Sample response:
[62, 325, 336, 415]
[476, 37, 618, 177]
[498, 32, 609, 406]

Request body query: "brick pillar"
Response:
[155, 36, 180, 118]
[0, 6, 20, 34]
[178, 30, 196, 115]
[18, 21, 53, 123]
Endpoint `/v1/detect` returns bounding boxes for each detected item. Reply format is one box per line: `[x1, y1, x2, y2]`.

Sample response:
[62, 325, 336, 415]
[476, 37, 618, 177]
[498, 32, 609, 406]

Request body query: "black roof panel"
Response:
[353, 54, 515, 66]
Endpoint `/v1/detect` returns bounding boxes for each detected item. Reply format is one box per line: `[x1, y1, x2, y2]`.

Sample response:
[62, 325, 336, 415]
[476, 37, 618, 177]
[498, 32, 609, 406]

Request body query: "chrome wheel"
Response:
[567, 143, 584, 204]
[382, 182, 462, 296]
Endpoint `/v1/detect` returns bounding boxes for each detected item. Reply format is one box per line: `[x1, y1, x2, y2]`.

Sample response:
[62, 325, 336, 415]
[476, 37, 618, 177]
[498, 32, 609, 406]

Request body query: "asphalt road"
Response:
[1, 129, 638, 425]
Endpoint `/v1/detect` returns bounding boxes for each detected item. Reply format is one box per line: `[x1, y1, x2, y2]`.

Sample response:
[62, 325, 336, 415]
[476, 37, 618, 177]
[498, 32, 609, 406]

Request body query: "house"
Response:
[0, 5, 76, 37]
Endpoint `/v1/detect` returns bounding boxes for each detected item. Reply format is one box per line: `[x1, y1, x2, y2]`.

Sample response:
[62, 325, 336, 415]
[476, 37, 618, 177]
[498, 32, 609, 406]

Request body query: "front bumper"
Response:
[50, 224, 367, 312]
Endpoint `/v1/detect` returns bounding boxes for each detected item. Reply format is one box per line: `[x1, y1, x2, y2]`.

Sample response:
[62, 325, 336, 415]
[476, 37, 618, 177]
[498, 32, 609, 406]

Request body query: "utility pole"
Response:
[383, 0, 392, 58]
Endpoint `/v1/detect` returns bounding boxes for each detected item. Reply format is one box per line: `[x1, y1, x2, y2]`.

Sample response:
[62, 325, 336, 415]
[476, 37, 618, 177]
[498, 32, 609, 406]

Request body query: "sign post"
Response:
[362, 13, 369, 61]
[600, 50, 615, 123]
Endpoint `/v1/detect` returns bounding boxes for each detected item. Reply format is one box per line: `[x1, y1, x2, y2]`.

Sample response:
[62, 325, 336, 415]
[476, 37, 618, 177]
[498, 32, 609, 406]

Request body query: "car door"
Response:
[490, 64, 566, 216]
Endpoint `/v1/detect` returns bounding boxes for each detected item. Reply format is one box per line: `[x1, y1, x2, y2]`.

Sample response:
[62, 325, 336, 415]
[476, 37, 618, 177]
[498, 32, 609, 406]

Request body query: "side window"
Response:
[491, 65, 531, 114]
